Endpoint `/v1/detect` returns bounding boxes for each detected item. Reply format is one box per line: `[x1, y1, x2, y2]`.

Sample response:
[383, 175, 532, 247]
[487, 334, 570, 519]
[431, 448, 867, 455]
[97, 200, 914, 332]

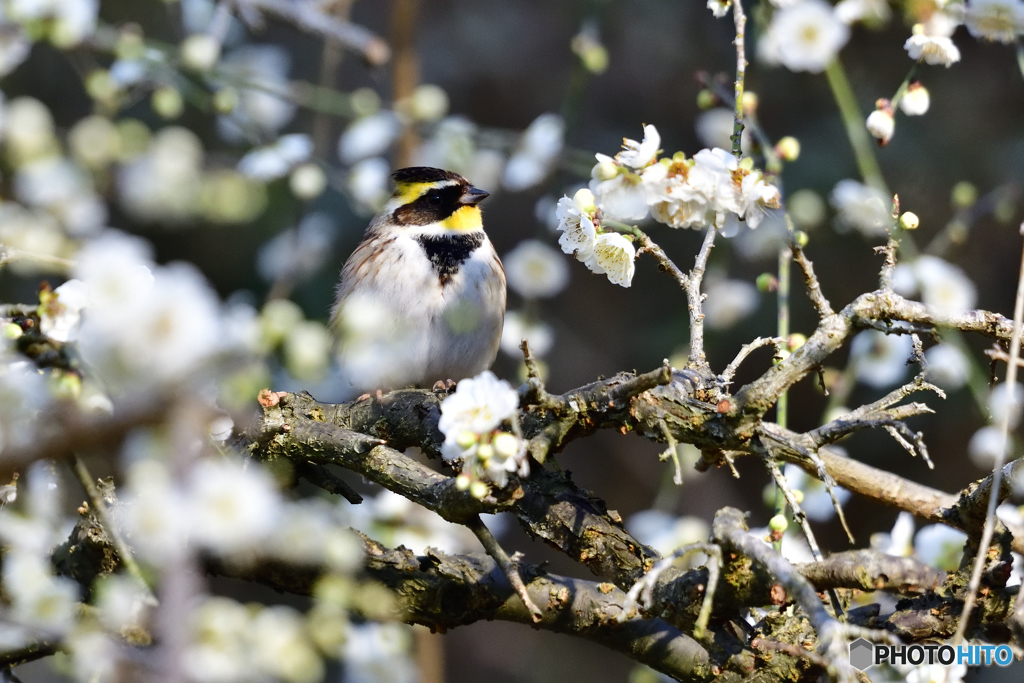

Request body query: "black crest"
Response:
[391, 167, 466, 185]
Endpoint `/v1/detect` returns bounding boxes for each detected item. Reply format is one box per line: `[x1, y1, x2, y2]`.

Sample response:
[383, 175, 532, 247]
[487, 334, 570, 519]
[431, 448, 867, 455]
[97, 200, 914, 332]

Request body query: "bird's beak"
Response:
[460, 186, 490, 205]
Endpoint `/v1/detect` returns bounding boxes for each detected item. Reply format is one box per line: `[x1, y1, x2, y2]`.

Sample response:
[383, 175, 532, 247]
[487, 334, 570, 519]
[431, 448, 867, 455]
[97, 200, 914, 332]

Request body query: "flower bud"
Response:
[180, 34, 221, 71]
[741, 91, 758, 114]
[151, 86, 184, 120]
[899, 82, 929, 116]
[788, 333, 807, 351]
[455, 430, 478, 449]
[696, 89, 717, 110]
[290, 164, 328, 200]
[455, 474, 471, 490]
[899, 211, 920, 230]
[793, 230, 809, 247]
[213, 88, 239, 113]
[2, 322, 22, 340]
[756, 273, 778, 292]
[792, 489, 804, 504]
[592, 161, 618, 181]
[951, 181, 977, 209]
[492, 432, 519, 459]
[85, 70, 118, 103]
[573, 188, 597, 213]
[469, 480, 489, 499]
[476, 442, 494, 461]
[738, 156, 754, 171]
[768, 514, 788, 533]
[775, 136, 800, 161]
[866, 106, 894, 146]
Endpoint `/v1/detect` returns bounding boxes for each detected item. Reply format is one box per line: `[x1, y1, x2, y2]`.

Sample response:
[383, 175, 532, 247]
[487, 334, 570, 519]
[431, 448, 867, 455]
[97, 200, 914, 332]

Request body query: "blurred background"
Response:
[2, 0, 1023, 681]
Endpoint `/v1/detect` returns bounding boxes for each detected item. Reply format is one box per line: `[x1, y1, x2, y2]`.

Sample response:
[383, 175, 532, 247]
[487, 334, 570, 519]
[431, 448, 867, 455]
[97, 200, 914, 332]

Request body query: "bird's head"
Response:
[383, 167, 490, 233]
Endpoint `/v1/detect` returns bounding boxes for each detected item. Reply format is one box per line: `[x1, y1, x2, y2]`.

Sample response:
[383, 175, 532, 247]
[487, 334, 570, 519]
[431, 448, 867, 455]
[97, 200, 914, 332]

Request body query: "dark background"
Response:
[3, 0, 1023, 680]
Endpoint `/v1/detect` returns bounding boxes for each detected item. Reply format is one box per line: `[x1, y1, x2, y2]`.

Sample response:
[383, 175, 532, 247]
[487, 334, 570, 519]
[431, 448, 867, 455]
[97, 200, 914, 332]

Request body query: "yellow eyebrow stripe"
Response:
[440, 205, 482, 232]
[395, 181, 434, 205]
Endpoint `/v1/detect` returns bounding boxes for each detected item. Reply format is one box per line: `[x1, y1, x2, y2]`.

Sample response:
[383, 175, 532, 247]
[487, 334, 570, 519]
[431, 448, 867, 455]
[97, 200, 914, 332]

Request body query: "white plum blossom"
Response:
[238, 134, 314, 180]
[257, 212, 337, 284]
[438, 371, 527, 490]
[870, 511, 915, 556]
[924, 343, 969, 390]
[989, 382, 1024, 429]
[914, 524, 966, 571]
[555, 190, 598, 261]
[759, 0, 850, 73]
[968, 425, 1012, 469]
[965, 0, 1024, 44]
[702, 276, 759, 330]
[642, 148, 780, 231]
[216, 45, 296, 142]
[39, 279, 88, 343]
[913, 256, 977, 314]
[904, 663, 967, 683]
[588, 124, 660, 220]
[904, 30, 961, 67]
[707, 0, 730, 18]
[695, 108, 752, 154]
[439, 371, 519, 439]
[615, 124, 661, 170]
[899, 83, 931, 116]
[829, 179, 890, 237]
[626, 510, 710, 564]
[117, 460, 189, 563]
[72, 230, 155, 328]
[834, 0, 892, 25]
[187, 458, 282, 555]
[503, 239, 570, 299]
[589, 232, 636, 288]
[500, 311, 554, 357]
[866, 107, 894, 145]
[347, 156, 392, 212]
[350, 489, 481, 555]
[338, 111, 402, 164]
[502, 113, 565, 191]
[342, 622, 418, 683]
[849, 330, 914, 388]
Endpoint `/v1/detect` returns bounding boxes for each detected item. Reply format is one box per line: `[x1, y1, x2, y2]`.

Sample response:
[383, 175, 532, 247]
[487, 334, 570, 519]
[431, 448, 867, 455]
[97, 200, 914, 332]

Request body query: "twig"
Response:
[686, 228, 717, 370]
[712, 508, 898, 683]
[634, 230, 688, 291]
[71, 455, 156, 597]
[751, 637, 829, 670]
[620, 542, 721, 641]
[730, 0, 746, 159]
[295, 461, 363, 504]
[466, 516, 543, 623]
[788, 227, 833, 319]
[720, 337, 784, 387]
[954, 235, 1024, 645]
[238, 0, 390, 65]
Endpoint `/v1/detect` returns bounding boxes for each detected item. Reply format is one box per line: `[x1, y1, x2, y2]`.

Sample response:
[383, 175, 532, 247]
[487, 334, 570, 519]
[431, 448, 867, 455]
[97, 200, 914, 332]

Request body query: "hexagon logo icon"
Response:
[849, 638, 874, 671]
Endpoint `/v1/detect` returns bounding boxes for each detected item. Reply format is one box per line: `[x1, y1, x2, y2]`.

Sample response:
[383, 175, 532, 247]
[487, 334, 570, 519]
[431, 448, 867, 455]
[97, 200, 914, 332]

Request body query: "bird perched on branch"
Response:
[331, 167, 505, 394]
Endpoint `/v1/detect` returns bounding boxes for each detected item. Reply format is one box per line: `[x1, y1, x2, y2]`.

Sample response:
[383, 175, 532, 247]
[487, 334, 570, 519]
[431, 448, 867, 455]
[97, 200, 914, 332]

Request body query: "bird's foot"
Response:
[431, 380, 447, 392]
[355, 392, 372, 402]
[445, 378, 457, 391]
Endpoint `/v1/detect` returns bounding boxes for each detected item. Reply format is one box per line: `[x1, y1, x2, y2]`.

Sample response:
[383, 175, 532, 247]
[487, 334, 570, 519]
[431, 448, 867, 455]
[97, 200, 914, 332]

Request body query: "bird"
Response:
[330, 167, 506, 394]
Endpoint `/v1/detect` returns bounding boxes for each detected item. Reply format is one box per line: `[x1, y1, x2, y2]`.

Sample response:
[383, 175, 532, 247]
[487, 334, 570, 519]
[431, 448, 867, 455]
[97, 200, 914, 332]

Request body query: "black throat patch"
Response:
[416, 232, 484, 286]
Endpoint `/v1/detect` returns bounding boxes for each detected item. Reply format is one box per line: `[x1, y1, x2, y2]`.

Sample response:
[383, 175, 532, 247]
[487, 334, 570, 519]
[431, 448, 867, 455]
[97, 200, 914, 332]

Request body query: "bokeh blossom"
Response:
[759, 0, 850, 73]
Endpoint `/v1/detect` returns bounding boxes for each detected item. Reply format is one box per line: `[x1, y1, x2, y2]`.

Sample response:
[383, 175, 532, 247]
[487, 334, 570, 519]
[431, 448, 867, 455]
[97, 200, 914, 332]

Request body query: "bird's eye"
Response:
[426, 192, 442, 207]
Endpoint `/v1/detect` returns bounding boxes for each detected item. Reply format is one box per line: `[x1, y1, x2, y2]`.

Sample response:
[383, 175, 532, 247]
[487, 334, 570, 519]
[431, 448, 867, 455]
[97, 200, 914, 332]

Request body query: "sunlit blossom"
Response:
[760, 0, 850, 73]
[849, 330, 914, 388]
[589, 232, 636, 288]
[503, 239, 570, 299]
[965, 0, 1024, 44]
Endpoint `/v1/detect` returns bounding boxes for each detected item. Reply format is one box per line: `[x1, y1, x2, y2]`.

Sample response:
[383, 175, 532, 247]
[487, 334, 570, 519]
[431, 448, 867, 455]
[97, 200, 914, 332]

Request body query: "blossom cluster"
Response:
[554, 125, 780, 288]
[438, 371, 529, 497]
